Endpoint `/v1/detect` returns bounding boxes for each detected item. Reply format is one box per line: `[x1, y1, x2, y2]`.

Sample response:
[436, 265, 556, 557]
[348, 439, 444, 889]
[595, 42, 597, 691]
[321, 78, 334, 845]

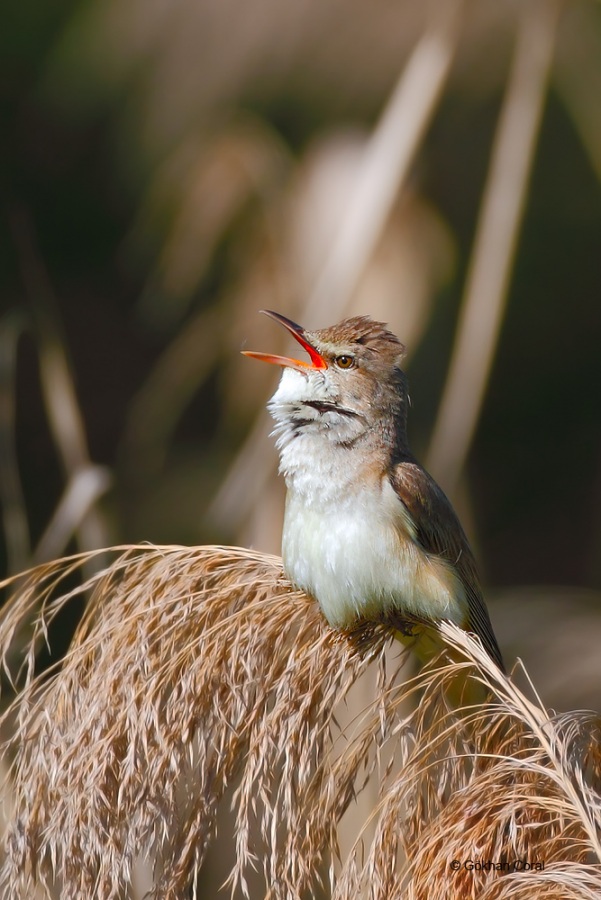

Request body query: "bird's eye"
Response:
[335, 355, 355, 369]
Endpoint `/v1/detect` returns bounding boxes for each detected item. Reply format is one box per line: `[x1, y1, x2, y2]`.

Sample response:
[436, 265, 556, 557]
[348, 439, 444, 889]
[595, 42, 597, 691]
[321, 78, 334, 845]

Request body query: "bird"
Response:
[242, 310, 505, 681]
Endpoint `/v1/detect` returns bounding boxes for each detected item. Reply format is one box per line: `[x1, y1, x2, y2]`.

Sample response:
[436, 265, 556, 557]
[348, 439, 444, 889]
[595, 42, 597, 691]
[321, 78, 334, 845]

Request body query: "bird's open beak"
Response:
[241, 310, 327, 371]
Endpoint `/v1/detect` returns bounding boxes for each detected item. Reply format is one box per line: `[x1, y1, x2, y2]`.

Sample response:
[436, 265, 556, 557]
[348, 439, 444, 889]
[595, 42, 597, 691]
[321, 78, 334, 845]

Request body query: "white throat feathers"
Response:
[268, 367, 466, 630]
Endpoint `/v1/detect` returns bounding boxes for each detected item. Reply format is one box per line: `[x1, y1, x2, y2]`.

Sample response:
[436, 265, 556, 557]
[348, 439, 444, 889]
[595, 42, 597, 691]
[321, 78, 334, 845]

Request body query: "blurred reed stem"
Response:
[306, 0, 464, 320]
[10, 211, 112, 566]
[426, 0, 561, 495]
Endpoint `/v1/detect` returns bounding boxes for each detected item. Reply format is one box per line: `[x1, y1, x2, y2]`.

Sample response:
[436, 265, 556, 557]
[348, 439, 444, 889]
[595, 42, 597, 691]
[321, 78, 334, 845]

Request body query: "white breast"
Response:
[269, 366, 466, 629]
[282, 474, 466, 630]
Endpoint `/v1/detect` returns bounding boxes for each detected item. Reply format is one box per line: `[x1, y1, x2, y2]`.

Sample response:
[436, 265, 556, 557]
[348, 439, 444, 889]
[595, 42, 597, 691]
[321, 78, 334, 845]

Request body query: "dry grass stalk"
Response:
[0, 545, 600, 899]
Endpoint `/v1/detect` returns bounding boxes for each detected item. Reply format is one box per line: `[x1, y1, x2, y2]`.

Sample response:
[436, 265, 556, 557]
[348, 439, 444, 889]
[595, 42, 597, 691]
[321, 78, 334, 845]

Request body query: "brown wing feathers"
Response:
[391, 461, 505, 672]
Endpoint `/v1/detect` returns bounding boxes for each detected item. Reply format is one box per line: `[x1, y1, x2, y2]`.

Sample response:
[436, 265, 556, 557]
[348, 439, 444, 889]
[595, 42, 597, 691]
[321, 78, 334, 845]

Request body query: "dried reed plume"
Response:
[0, 545, 600, 899]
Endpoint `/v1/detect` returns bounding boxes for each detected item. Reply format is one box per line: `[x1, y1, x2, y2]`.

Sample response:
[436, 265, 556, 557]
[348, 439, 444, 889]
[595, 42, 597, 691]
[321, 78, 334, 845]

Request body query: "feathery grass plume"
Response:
[0, 545, 599, 899]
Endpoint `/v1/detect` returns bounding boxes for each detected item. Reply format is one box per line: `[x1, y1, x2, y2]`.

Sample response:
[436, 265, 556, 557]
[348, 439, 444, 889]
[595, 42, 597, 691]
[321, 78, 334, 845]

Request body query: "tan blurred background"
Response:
[2, 0, 601, 718]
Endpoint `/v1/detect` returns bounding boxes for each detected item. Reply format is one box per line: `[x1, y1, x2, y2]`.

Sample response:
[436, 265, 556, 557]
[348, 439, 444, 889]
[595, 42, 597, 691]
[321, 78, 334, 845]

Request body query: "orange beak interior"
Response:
[242, 310, 327, 371]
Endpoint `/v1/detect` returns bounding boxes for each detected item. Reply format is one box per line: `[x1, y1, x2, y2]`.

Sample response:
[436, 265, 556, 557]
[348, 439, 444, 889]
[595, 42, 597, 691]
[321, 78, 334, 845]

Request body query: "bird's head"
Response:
[243, 310, 409, 452]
